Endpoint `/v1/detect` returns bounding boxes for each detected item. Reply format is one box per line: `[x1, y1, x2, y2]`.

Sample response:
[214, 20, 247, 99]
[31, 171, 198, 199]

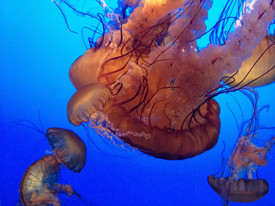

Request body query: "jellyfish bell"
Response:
[46, 127, 87, 173]
[65, 0, 275, 159]
[207, 175, 269, 203]
[99, 99, 220, 159]
[5, 121, 87, 173]
[19, 155, 76, 206]
[69, 48, 106, 90]
[67, 83, 112, 126]
[224, 34, 275, 88]
[69, 30, 134, 89]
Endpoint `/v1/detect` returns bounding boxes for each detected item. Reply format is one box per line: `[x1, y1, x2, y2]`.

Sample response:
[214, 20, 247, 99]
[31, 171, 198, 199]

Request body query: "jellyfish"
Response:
[207, 91, 275, 205]
[60, 0, 275, 159]
[19, 155, 79, 206]
[10, 123, 87, 172]
[207, 135, 273, 205]
[46, 127, 87, 173]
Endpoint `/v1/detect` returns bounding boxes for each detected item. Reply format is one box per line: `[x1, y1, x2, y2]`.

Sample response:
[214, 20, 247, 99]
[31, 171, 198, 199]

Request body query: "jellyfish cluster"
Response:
[20, 0, 275, 205]
[19, 128, 86, 206]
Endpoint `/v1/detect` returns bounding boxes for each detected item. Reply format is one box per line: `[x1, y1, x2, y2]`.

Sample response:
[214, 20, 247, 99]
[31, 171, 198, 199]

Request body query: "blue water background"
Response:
[0, 0, 275, 205]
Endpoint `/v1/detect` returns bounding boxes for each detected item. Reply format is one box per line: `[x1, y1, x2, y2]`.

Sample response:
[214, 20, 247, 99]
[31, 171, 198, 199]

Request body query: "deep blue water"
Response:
[0, 1, 275, 205]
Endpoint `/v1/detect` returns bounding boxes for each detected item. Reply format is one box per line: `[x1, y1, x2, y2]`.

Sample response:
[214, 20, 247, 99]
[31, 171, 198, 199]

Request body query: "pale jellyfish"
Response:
[19, 155, 78, 206]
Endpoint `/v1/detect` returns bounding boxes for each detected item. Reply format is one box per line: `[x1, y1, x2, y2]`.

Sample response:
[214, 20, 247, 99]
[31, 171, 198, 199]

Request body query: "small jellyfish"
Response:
[60, 0, 275, 159]
[208, 91, 275, 205]
[207, 134, 273, 205]
[46, 127, 87, 173]
[19, 155, 78, 206]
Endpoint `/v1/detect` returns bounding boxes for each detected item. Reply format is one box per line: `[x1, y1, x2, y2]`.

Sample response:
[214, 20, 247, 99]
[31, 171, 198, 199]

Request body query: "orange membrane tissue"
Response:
[64, 0, 275, 159]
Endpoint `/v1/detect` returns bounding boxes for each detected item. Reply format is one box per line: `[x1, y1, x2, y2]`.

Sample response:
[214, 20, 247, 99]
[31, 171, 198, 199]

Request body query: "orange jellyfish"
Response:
[19, 155, 78, 206]
[208, 93, 275, 205]
[46, 127, 87, 173]
[62, 0, 275, 159]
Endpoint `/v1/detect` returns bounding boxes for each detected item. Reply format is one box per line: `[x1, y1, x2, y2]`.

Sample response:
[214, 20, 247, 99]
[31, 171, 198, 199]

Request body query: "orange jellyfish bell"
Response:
[46, 128, 87, 173]
[66, 0, 275, 160]
[224, 35, 275, 88]
[69, 48, 112, 90]
[19, 155, 75, 206]
[67, 83, 112, 125]
[101, 99, 220, 160]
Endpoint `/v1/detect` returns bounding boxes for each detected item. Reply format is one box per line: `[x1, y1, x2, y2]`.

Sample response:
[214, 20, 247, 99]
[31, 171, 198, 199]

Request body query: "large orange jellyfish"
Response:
[208, 91, 275, 205]
[59, 0, 275, 159]
[19, 155, 78, 206]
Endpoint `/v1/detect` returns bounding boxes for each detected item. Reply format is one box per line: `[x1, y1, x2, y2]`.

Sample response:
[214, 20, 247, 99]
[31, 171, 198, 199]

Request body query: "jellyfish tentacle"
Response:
[117, 84, 142, 106]
[202, 0, 275, 77]
[112, 82, 123, 95]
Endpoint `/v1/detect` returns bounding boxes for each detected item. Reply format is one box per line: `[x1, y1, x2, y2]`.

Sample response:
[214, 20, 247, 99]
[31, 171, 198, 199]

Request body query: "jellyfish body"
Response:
[66, 0, 275, 159]
[46, 128, 87, 173]
[19, 155, 75, 206]
[207, 135, 274, 205]
[207, 133, 274, 205]
[207, 93, 275, 205]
